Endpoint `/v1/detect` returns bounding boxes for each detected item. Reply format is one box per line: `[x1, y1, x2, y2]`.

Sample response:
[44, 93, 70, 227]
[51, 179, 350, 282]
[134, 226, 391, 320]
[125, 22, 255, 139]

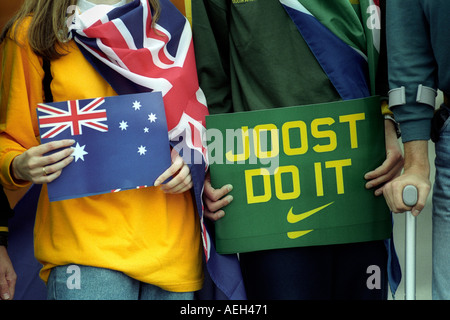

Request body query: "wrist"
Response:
[10, 155, 26, 184]
[384, 115, 401, 138]
[403, 140, 430, 177]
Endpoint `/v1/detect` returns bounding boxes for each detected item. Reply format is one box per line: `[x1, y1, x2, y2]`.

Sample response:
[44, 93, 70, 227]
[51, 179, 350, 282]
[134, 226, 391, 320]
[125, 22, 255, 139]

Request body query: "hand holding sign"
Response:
[364, 119, 404, 196]
[203, 171, 233, 221]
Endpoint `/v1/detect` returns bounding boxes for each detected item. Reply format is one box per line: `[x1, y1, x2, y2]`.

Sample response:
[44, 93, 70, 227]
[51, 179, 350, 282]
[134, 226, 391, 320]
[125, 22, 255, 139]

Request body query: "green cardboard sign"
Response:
[206, 96, 392, 254]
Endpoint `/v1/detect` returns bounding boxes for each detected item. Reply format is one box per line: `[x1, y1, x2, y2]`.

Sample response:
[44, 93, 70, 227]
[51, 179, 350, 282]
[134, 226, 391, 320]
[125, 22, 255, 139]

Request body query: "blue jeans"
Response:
[46, 264, 194, 300]
[432, 105, 450, 299]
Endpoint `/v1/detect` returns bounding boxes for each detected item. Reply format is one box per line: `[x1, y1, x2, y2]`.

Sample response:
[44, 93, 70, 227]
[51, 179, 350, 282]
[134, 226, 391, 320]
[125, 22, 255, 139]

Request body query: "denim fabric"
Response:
[46, 264, 194, 300]
[432, 106, 450, 299]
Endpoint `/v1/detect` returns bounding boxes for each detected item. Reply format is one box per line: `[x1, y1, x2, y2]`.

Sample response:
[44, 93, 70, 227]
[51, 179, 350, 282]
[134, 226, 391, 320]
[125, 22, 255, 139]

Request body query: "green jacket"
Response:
[192, 0, 341, 115]
[192, 0, 388, 115]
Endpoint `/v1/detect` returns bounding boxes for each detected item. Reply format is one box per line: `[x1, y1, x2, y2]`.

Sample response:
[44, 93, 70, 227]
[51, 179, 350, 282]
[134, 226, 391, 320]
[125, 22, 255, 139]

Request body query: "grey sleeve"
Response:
[386, 0, 436, 142]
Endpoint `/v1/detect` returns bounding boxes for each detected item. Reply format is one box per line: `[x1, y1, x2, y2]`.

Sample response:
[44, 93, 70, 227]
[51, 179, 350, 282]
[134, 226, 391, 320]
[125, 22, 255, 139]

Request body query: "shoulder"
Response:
[2, 16, 44, 78]
[5, 16, 33, 46]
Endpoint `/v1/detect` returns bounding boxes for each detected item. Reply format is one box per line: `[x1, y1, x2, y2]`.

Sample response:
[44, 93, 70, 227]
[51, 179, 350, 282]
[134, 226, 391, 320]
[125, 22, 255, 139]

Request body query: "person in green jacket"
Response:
[193, 0, 403, 299]
[383, 0, 450, 300]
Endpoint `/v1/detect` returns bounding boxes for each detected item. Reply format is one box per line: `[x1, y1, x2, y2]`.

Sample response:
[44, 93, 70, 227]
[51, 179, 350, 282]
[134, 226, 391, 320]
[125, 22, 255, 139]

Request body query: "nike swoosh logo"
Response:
[287, 230, 314, 240]
[287, 202, 334, 224]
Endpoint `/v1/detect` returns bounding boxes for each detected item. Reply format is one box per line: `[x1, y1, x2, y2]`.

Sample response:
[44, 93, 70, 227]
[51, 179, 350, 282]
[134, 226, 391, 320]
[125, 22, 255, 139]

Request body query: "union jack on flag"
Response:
[37, 98, 108, 139]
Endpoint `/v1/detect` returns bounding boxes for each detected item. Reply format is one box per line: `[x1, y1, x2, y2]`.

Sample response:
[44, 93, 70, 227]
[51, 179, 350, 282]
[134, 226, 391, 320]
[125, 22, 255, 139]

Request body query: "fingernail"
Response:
[226, 195, 233, 203]
[154, 180, 161, 187]
[366, 183, 372, 189]
[226, 184, 233, 192]
[2, 293, 10, 300]
[413, 209, 420, 216]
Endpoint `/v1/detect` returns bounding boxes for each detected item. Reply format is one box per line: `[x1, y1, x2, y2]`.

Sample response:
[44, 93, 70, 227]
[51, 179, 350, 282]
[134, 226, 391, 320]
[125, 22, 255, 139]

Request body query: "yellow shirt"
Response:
[0, 18, 203, 292]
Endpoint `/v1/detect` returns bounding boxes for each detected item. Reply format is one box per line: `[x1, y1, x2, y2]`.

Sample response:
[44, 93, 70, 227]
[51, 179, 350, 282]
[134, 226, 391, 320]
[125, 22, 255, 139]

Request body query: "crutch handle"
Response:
[403, 185, 418, 207]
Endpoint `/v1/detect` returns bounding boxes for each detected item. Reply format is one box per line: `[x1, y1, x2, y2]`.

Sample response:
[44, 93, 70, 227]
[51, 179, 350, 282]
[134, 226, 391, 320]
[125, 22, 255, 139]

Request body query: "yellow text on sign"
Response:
[226, 113, 365, 162]
[245, 159, 352, 204]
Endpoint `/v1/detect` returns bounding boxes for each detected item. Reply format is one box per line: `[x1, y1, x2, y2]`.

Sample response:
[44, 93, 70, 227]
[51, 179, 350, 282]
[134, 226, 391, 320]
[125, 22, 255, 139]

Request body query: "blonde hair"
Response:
[0, 0, 161, 60]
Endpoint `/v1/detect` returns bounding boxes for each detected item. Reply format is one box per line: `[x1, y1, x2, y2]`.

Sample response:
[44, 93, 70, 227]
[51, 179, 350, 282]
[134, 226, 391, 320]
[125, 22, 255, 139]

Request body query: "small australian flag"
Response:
[37, 92, 171, 202]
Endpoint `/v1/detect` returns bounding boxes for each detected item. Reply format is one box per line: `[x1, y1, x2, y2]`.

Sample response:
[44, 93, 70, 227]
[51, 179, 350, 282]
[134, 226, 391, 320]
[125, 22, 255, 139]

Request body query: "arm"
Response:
[193, 0, 234, 220]
[382, 1, 435, 213]
[0, 190, 15, 300]
[364, 1, 404, 195]
[1, 20, 74, 189]
[386, 1, 436, 142]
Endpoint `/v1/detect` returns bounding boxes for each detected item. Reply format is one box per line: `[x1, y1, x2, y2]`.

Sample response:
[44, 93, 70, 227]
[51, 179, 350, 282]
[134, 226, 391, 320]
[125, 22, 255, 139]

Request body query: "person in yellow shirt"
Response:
[0, 0, 204, 300]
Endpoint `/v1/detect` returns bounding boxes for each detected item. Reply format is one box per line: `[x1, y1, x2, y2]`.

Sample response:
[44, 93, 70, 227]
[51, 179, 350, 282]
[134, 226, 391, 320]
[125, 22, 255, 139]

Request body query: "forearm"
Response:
[386, 1, 436, 142]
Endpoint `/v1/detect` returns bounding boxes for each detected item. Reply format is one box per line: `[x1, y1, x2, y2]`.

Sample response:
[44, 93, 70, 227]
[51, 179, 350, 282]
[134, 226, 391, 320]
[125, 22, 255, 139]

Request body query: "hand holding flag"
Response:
[11, 140, 76, 185]
[155, 148, 193, 194]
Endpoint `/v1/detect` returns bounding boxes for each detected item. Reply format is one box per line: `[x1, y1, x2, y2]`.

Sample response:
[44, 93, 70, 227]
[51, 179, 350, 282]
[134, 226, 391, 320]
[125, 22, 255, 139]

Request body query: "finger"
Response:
[154, 155, 184, 187]
[165, 180, 193, 194]
[160, 164, 190, 191]
[0, 276, 11, 300]
[204, 181, 233, 203]
[5, 274, 16, 300]
[412, 185, 431, 216]
[204, 209, 225, 222]
[31, 156, 74, 184]
[365, 153, 403, 182]
[365, 162, 391, 181]
[365, 161, 403, 190]
[38, 169, 64, 184]
[383, 181, 404, 213]
[161, 171, 193, 194]
[204, 192, 233, 213]
[35, 139, 76, 157]
[41, 152, 75, 176]
[41, 146, 75, 168]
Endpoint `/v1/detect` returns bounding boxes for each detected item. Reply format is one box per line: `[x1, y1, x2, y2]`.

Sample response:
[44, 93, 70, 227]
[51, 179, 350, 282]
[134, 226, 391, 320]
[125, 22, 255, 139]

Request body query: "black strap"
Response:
[42, 58, 53, 103]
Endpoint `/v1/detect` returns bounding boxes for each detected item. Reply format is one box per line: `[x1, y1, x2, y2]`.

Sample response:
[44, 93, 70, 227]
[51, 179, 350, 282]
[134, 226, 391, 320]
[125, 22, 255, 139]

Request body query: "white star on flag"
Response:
[148, 113, 157, 123]
[119, 121, 128, 130]
[72, 142, 88, 162]
[132, 101, 141, 111]
[137, 145, 147, 155]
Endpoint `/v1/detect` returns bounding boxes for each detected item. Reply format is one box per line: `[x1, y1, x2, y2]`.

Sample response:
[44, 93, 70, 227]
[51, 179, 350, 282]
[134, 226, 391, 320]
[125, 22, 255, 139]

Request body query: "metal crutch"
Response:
[402, 185, 418, 300]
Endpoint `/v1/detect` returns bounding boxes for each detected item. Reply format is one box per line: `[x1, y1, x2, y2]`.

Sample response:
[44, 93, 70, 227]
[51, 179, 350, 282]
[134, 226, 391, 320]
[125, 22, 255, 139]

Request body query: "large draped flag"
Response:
[279, 0, 400, 297]
[279, 0, 380, 99]
[68, 0, 245, 299]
